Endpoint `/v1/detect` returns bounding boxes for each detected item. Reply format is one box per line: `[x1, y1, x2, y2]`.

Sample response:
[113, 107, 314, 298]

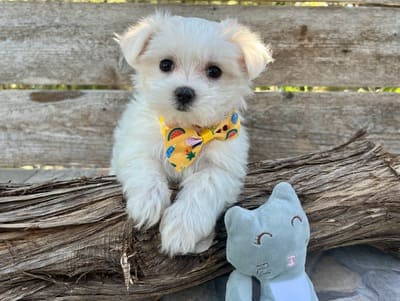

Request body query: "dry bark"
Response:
[1, 131, 399, 300]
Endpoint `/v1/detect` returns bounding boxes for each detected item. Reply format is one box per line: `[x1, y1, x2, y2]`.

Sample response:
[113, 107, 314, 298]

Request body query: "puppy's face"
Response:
[118, 14, 272, 127]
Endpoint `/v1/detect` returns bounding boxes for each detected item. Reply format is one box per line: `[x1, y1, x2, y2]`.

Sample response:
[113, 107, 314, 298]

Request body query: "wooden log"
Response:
[0, 131, 399, 300]
[2, 90, 400, 167]
[1, 3, 399, 87]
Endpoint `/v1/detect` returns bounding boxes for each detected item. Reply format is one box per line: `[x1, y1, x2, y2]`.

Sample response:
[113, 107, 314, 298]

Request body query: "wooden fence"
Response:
[1, 1, 399, 169]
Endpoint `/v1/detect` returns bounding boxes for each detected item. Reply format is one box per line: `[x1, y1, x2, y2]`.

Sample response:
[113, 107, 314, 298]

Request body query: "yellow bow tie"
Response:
[160, 112, 240, 172]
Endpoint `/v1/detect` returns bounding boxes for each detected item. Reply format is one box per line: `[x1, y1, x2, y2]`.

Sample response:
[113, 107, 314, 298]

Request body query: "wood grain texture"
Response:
[1, 3, 399, 86]
[1, 90, 400, 167]
[0, 90, 126, 168]
[0, 168, 108, 184]
[1, 134, 399, 300]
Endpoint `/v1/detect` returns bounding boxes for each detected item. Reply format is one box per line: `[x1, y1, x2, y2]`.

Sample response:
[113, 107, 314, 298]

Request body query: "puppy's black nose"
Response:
[174, 86, 196, 110]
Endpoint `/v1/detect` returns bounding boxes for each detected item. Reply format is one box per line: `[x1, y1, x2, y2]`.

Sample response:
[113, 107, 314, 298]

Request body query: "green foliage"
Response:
[0, 84, 131, 91]
[2, 84, 398, 93]
[0, 0, 359, 6]
[254, 86, 400, 93]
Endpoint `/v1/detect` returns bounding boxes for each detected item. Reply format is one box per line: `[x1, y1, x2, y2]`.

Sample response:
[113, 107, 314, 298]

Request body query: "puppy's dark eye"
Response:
[160, 59, 174, 72]
[207, 65, 222, 79]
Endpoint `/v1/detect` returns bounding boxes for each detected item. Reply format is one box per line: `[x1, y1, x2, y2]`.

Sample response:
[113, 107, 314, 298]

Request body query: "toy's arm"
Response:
[307, 276, 319, 301]
[226, 270, 253, 301]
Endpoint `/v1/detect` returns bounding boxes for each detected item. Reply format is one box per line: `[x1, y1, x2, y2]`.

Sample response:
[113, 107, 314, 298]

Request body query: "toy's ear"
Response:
[269, 182, 301, 206]
[220, 19, 273, 80]
[115, 13, 165, 67]
[225, 206, 253, 233]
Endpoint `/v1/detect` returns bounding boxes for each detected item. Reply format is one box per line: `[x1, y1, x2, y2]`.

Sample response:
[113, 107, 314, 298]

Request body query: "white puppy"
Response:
[111, 13, 272, 256]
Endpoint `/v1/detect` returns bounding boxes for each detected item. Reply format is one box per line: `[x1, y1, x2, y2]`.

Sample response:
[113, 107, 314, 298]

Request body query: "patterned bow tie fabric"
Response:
[160, 112, 240, 172]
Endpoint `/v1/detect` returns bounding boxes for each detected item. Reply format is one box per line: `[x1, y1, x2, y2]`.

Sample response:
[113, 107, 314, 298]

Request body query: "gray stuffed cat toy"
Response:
[225, 182, 318, 301]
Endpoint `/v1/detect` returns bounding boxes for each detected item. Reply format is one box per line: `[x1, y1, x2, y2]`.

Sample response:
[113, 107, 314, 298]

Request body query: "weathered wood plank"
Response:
[1, 3, 399, 87]
[0, 90, 125, 168]
[1, 90, 400, 167]
[247, 91, 400, 160]
[0, 168, 108, 184]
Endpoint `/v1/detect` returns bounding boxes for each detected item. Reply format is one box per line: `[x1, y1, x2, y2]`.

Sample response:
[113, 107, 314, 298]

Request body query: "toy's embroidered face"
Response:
[253, 215, 305, 269]
[225, 183, 310, 280]
[256, 262, 271, 277]
[291, 215, 302, 226]
[254, 232, 272, 245]
[288, 255, 296, 267]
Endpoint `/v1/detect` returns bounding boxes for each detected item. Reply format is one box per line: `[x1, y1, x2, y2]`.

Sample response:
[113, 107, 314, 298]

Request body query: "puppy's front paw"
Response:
[160, 203, 215, 256]
[193, 231, 215, 253]
[126, 182, 171, 229]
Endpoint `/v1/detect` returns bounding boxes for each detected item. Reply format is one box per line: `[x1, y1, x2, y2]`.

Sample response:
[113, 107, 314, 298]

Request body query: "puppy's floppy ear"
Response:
[115, 13, 164, 67]
[221, 19, 273, 80]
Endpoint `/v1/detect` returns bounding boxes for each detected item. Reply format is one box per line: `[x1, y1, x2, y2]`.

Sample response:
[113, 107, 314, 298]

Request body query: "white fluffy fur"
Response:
[111, 13, 272, 256]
